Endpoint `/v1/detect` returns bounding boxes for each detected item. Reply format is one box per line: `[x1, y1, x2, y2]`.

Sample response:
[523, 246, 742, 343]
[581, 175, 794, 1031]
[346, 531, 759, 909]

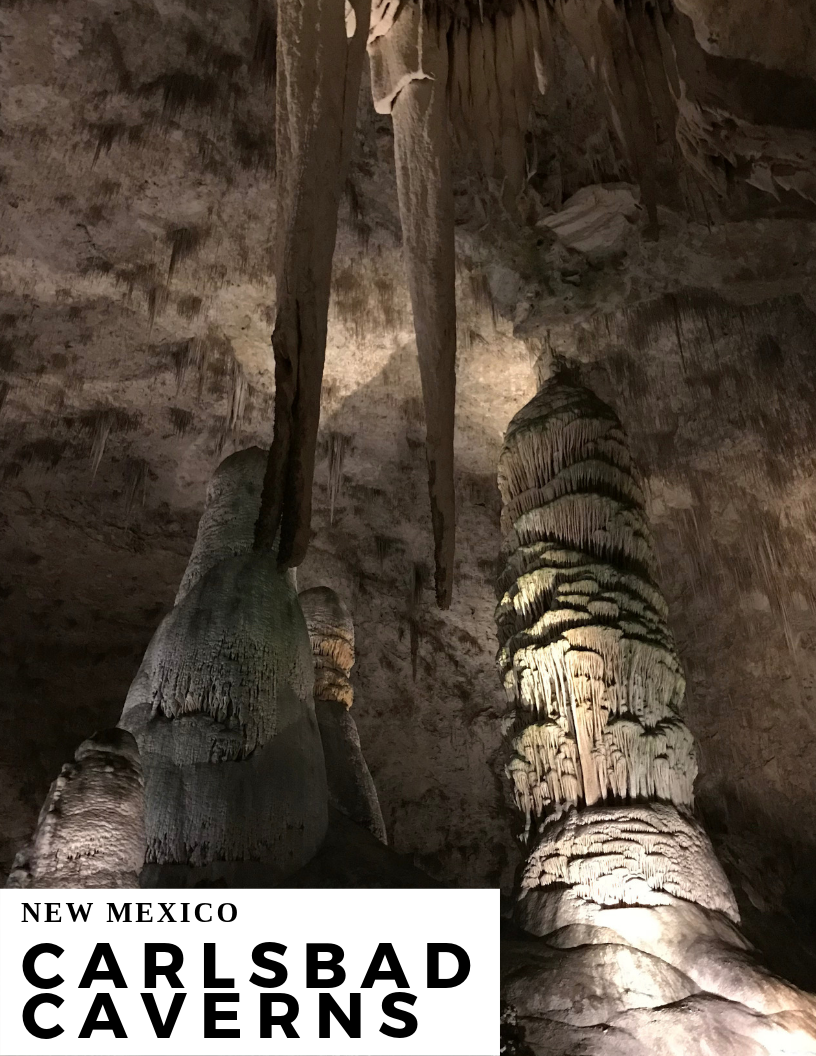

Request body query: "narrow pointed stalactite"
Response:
[300, 586, 387, 843]
[369, 2, 457, 608]
[497, 372, 816, 1053]
[255, 0, 371, 567]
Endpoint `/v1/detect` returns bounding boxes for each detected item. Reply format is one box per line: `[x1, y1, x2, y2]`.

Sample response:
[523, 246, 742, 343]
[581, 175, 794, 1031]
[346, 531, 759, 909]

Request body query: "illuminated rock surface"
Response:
[498, 375, 816, 1053]
[6, 729, 145, 889]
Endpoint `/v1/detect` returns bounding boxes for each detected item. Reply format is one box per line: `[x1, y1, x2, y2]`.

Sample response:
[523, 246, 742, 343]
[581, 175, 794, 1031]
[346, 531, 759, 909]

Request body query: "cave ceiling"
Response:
[2, 0, 816, 979]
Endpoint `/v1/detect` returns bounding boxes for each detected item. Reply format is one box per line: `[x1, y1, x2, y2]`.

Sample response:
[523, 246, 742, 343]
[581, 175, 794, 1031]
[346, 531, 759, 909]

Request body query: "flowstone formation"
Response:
[497, 375, 816, 1054]
[299, 586, 387, 843]
[6, 730, 145, 889]
[121, 447, 328, 886]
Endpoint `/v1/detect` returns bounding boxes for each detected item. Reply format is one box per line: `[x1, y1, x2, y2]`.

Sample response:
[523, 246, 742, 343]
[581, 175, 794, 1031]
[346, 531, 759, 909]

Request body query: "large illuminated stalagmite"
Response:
[122, 447, 328, 886]
[299, 586, 387, 843]
[497, 375, 816, 1054]
[6, 729, 145, 889]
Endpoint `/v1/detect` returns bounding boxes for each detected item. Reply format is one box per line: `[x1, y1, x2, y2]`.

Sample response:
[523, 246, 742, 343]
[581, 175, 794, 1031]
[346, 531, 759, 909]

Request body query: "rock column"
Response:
[497, 374, 816, 1053]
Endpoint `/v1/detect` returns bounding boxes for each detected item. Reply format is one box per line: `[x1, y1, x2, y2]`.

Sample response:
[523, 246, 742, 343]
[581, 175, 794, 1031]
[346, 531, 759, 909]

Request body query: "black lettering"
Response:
[108, 903, 131, 923]
[318, 993, 361, 1038]
[427, 943, 470, 988]
[79, 943, 127, 989]
[23, 995, 63, 1039]
[145, 944, 184, 989]
[22, 903, 40, 923]
[79, 994, 127, 1038]
[45, 903, 61, 923]
[204, 993, 239, 1038]
[259, 994, 299, 1038]
[380, 992, 418, 1038]
[361, 943, 409, 989]
[67, 903, 91, 923]
[195, 903, 212, 922]
[141, 993, 186, 1038]
[204, 943, 234, 988]
[137, 903, 153, 923]
[157, 903, 176, 923]
[306, 944, 345, 988]
[23, 944, 63, 989]
[218, 903, 237, 923]
[250, 943, 288, 988]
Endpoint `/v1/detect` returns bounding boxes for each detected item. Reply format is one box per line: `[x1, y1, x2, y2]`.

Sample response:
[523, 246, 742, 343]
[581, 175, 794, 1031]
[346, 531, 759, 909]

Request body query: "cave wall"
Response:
[1, 0, 816, 984]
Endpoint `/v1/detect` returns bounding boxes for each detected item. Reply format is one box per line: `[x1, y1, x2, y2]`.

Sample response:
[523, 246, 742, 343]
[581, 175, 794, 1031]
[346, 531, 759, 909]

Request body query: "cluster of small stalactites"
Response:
[496, 378, 696, 832]
[518, 803, 740, 922]
[299, 586, 356, 709]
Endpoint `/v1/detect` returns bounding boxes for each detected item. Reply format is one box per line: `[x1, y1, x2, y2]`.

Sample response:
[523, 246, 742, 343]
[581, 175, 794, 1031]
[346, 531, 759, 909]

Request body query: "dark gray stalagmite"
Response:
[497, 374, 816, 1054]
[369, 2, 457, 608]
[256, 0, 371, 567]
[299, 586, 387, 843]
[123, 448, 328, 886]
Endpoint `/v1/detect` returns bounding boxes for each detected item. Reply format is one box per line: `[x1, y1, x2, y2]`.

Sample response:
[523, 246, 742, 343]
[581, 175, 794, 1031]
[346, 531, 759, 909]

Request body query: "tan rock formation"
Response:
[255, 0, 370, 566]
[300, 585, 387, 843]
[369, 2, 457, 607]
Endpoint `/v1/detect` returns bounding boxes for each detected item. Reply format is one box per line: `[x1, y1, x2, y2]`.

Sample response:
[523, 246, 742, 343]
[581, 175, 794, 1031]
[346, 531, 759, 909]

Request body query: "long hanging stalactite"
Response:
[369, 2, 458, 607]
[255, 0, 371, 566]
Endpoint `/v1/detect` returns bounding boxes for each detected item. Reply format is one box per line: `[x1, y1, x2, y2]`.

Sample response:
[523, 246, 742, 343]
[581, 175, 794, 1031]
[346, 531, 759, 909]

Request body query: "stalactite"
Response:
[300, 586, 387, 843]
[368, 2, 457, 608]
[327, 430, 349, 526]
[6, 730, 145, 889]
[255, 0, 370, 567]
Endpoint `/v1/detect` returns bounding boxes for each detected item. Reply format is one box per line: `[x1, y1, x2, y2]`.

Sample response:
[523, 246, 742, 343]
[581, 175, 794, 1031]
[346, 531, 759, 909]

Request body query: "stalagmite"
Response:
[255, 0, 370, 567]
[368, 1, 457, 608]
[299, 586, 387, 843]
[122, 447, 328, 886]
[496, 379, 692, 826]
[6, 729, 145, 889]
[497, 372, 816, 1054]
